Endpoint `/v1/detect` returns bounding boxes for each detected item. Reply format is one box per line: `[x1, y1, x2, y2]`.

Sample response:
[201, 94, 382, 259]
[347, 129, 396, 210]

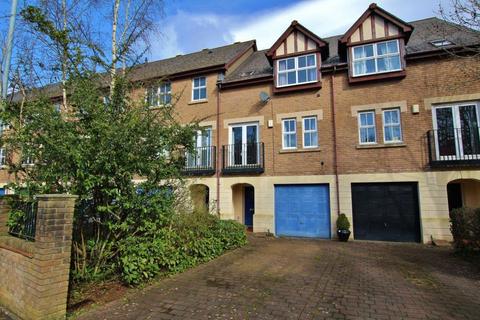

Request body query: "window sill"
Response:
[356, 143, 406, 149]
[273, 81, 321, 94]
[279, 147, 322, 154]
[148, 104, 171, 110]
[348, 70, 406, 83]
[188, 100, 208, 105]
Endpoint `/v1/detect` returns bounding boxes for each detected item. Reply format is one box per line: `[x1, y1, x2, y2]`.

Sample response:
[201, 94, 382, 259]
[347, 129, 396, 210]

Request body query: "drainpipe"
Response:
[330, 66, 340, 216]
[216, 83, 221, 216]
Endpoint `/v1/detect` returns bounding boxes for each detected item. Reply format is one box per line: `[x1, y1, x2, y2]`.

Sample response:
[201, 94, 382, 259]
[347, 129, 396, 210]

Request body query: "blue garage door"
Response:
[275, 184, 330, 238]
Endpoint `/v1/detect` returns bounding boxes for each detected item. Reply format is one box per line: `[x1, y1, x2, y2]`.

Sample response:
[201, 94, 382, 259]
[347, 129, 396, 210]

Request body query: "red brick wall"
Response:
[0, 195, 77, 320]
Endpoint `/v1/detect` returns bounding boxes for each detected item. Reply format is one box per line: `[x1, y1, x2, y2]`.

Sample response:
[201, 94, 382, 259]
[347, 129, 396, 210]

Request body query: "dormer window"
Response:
[352, 40, 401, 77]
[277, 54, 317, 87]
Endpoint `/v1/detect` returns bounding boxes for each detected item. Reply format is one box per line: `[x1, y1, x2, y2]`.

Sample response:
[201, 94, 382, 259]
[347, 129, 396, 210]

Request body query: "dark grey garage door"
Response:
[352, 183, 421, 242]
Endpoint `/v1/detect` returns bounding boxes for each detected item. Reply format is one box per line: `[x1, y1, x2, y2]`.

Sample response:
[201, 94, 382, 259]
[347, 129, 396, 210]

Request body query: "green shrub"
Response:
[118, 212, 247, 285]
[450, 207, 480, 252]
[336, 213, 350, 230]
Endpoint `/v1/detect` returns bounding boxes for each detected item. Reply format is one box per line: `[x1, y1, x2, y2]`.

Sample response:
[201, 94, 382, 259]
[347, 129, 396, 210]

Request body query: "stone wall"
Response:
[0, 194, 77, 320]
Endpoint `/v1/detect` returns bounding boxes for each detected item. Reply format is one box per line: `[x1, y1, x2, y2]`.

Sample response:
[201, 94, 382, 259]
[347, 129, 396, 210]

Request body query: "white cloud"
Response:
[231, 0, 367, 49]
[149, 10, 235, 60]
[148, 0, 440, 60]
[149, 23, 183, 61]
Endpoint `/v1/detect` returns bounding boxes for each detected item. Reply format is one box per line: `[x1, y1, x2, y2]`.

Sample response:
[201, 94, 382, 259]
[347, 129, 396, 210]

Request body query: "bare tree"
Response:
[12, 0, 164, 102]
[107, 0, 164, 99]
[109, 0, 121, 98]
[437, 0, 480, 81]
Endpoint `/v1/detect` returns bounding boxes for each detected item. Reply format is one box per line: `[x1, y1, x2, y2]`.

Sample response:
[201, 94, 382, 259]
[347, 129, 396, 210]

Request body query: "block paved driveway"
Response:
[79, 236, 480, 320]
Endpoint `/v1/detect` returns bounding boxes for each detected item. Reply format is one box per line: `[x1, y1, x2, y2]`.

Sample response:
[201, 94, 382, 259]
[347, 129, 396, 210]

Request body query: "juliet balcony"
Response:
[222, 142, 265, 174]
[427, 127, 480, 168]
[183, 146, 216, 176]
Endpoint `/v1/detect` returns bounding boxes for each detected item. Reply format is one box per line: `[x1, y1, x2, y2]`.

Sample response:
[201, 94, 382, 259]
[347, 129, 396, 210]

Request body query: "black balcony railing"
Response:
[222, 142, 264, 174]
[183, 146, 216, 175]
[427, 127, 480, 167]
[8, 200, 37, 242]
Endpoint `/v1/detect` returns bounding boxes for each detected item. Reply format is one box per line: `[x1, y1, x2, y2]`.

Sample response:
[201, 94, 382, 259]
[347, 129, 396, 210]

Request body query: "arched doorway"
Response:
[231, 183, 254, 231]
[447, 179, 480, 211]
[190, 184, 210, 213]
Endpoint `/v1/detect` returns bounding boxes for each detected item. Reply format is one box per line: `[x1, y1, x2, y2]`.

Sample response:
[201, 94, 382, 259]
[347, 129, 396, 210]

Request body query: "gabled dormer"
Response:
[266, 21, 328, 93]
[339, 3, 413, 83]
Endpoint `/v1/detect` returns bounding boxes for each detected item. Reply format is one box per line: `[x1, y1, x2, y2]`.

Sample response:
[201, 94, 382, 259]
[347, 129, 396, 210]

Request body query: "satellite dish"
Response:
[259, 91, 270, 103]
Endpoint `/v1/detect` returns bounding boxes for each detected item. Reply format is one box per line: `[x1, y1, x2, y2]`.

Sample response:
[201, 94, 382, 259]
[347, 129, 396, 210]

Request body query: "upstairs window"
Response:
[147, 82, 172, 107]
[0, 121, 9, 134]
[383, 109, 402, 143]
[0, 148, 6, 166]
[358, 111, 376, 144]
[22, 156, 34, 166]
[192, 76, 207, 101]
[303, 116, 318, 148]
[53, 102, 62, 113]
[282, 119, 297, 149]
[277, 54, 317, 87]
[352, 40, 401, 77]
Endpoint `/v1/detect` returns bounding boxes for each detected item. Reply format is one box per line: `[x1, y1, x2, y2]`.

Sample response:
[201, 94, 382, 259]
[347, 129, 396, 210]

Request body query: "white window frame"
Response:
[22, 156, 34, 166]
[282, 118, 297, 149]
[146, 82, 172, 108]
[382, 108, 403, 144]
[192, 76, 207, 101]
[186, 127, 212, 168]
[227, 122, 260, 166]
[302, 116, 318, 148]
[53, 102, 62, 113]
[358, 111, 377, 145]
[351, 39, 402, 77]
[0, 148, 6, 166]
[432, 102, 480, 160]
[159, 82, 172, 105]
[0, 121, 9, 134]
[276, 54, 318, 88]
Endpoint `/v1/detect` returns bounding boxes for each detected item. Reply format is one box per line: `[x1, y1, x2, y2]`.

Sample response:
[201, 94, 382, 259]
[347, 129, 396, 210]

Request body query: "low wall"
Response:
[0, 194, 77, 320]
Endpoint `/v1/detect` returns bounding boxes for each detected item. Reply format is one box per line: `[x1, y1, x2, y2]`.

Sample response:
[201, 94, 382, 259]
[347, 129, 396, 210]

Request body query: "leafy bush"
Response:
[450, 207, 480, 252]
[118, 212, 247, 285]
[336, 213, 350, 230]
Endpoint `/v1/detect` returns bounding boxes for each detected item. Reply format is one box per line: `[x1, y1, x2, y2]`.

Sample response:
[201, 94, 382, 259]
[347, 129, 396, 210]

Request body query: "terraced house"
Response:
[3, 3, 480, 243]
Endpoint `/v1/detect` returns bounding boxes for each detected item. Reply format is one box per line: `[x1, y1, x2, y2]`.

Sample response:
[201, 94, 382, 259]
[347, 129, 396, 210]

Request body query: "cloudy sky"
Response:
[151, 0, 451, 60]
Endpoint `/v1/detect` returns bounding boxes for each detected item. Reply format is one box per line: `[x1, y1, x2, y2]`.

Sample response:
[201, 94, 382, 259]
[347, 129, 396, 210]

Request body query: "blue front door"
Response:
[275, 184, 330, 238]
[0, 188, 4, 196]
[244, 186, 254, 227]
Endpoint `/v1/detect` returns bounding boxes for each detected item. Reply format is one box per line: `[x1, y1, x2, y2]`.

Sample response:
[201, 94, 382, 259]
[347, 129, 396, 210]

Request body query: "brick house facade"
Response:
[3, 3, 480, 243]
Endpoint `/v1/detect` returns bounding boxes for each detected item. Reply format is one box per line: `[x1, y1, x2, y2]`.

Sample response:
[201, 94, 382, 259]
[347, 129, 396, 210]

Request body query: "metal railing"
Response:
[427, 127, 480, 166]
[222, 142, 264, 174]
[183, 146, 216, 175]
[8, 201, 37, 241]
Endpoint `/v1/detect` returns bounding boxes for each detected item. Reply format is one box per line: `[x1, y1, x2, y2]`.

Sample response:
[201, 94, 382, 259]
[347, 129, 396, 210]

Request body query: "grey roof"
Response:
[223, 17, 480, 84]
[127, 40, 256, 82]
[15, 40, 255, 100]
[223, 50, 272, 83]
[405, 17, 480, 54]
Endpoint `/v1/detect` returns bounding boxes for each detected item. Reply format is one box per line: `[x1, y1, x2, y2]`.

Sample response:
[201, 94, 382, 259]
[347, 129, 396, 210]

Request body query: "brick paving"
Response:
[78, 236, 480, 320]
